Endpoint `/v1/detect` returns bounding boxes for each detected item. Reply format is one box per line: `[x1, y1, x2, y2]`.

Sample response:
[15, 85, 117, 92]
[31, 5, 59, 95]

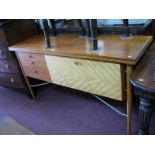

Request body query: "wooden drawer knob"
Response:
[30, 61, 34, 64]
[34, 70, 38, 73]
[28, 55, 32, 58]
[10, 78, 15, 83]
[74, 61, 82, 65]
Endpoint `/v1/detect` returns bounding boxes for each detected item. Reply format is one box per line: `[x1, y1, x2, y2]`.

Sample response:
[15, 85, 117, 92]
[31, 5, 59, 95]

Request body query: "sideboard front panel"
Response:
[45, 55, 122, 100]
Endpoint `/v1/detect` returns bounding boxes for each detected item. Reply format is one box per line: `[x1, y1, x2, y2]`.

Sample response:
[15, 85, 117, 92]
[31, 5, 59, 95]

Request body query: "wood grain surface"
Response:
[45, 55, 122, 100]
[17, 52, 51, 82]
[9, 34, 153, 65]
[131, 43, 155, 93]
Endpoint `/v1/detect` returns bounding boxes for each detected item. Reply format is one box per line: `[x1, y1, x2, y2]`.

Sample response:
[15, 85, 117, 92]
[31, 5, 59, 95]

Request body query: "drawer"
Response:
[0, 60, 19, 73]
[45, 55, 123, 101]
[0, 45, 13, 59]
[16, 52, 51, 82]
[0, 73, 24, 88]
[0, 29, 7, 43]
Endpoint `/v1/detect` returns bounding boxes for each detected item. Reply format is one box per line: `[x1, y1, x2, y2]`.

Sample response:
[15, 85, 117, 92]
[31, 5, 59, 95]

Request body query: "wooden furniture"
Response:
[9, 34, 153, 134]
[130, 43, 155, 135]
[37, 19, 154, 36]
[0, 20, 38, 92]
[99, 19, 153, 35]
[0, 116, 34, 135]
[39, 19, 98, 51]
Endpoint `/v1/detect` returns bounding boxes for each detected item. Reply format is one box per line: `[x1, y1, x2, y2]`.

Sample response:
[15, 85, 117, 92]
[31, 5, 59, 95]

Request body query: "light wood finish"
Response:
[9, 34, 153, 134]
[16, 53, 36, 100]
[17, 52, 51, 82]
[45, 55, 122, 100]
[0, 116, 34, 135]
[9, 34, 153, 65]
[126, 65, 133, 134]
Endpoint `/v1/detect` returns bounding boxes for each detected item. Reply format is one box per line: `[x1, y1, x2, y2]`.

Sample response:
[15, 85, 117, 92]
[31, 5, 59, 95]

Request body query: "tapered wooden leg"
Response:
[22, 74, 36, 100]
[138, 97, 153, 135]
[16, 53, 36, 100]
[126, 65, 133, 134]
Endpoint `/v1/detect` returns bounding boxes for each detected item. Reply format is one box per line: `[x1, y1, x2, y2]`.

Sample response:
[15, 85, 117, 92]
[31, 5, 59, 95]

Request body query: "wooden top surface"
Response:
[130, 43, 155, 93]
[9, 34, 153, 65]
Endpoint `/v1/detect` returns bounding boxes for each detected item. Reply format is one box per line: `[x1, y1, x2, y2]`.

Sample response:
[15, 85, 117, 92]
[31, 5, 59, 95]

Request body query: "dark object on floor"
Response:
[0, 116, 34, 135]
[130, 43, 155, 135]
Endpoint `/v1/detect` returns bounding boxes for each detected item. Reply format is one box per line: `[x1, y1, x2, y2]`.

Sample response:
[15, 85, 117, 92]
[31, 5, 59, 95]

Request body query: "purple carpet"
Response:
[0, 85, 155, 135]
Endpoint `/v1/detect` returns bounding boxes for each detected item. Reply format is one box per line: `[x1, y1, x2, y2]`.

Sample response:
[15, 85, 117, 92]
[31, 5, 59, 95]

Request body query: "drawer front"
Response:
[0, 45, 13, 59]
[45, 56, 123, 101]
[0, 73, 24, 88]
[0, 60, 19, 73]
[0, 29, 7, 43]
[16, 52, 51, 82]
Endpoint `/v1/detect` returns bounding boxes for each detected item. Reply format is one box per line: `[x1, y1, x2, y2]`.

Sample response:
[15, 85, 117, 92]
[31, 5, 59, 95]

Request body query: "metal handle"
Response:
[5, 64, 9, 69]
[0, 50, 3, 55]
[10, 78, 15, 83]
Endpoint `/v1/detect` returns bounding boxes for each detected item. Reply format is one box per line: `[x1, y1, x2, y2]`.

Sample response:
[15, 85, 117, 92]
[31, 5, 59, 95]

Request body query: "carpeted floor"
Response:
[0, 85, 155, 135]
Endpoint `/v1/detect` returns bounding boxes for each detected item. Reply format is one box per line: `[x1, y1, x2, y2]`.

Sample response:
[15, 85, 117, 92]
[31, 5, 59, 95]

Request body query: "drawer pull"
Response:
[0, 50, 3, 55]
[74, 61, 82, 65]
[10, 78, 15, 83]
[5, 64, 9, 69]
[28, 55, 32, 58]
[30, 61, 34, 64]
[34, 70, 38, 73]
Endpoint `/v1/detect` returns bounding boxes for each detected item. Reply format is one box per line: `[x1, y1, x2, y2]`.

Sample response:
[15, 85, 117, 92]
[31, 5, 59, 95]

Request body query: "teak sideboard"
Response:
[9, 34, 153, 134]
